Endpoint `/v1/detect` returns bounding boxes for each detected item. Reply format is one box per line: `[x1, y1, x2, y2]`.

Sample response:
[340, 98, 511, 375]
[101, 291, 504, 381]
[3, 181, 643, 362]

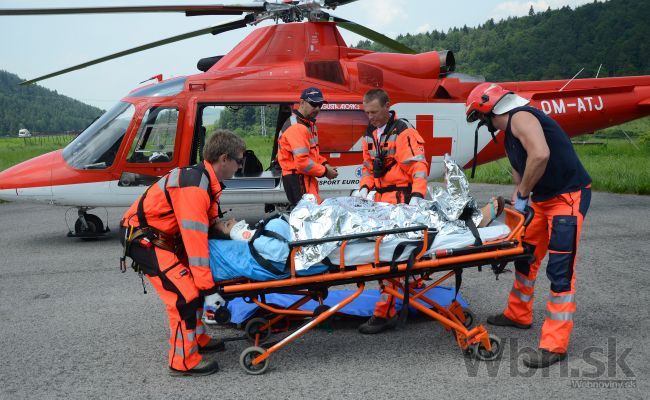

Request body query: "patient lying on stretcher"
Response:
[207, 195, 507, 283]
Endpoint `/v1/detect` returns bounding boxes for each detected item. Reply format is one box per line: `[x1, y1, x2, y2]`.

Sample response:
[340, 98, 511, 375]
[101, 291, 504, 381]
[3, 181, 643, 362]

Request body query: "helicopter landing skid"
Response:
[65, 207, 110, 239]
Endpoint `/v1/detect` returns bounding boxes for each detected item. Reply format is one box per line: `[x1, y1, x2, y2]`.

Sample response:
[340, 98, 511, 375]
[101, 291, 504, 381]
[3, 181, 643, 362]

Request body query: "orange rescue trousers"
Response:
[503, 186, 591, 353]
[122, 230, 212, 371]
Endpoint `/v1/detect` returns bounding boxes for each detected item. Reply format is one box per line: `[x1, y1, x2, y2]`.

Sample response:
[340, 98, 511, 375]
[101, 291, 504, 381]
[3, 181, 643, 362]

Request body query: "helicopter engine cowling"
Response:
[353, 50, 455, 80]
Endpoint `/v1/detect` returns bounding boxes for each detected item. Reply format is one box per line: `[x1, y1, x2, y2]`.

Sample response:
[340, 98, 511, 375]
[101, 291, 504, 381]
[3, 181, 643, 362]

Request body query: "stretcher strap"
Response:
[397, 249, 419, 329]
[459, 206, 482, 246]
[454, 268, 462, 300]
[248, 214, 289, 276]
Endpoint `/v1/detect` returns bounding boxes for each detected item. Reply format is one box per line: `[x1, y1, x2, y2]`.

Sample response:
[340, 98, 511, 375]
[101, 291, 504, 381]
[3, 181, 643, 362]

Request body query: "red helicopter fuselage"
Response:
[1, 22, 649, 210]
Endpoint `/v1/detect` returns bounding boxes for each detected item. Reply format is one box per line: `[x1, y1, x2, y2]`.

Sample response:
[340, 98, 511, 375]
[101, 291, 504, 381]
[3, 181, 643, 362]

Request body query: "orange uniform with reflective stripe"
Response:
[360, 112, 429, 204]
[278, 110, 327, 203]
[503, 186, 590, 353]
[360, 112, 429, 319]
[121, 160, 222, 371]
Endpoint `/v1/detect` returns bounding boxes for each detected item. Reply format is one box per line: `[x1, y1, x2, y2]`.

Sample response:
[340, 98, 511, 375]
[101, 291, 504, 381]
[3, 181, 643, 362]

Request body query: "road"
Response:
[0, 184, 648, 399]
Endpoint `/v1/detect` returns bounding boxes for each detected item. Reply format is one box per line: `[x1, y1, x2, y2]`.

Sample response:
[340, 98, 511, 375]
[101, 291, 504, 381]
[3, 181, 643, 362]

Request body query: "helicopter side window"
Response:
[127, 107, 179, 163]
[62, 101, 135, 170]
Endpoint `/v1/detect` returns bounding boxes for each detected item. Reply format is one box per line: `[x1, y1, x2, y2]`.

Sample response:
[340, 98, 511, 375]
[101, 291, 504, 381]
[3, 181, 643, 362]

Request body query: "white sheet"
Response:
[325, 223, 511, 265]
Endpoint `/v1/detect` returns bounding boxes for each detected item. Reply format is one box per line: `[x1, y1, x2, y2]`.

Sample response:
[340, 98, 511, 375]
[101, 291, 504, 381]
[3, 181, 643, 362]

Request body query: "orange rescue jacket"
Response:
[360, 111, 429, 204]
[278, 110, 328, 178]
[122, 160, 222, 291]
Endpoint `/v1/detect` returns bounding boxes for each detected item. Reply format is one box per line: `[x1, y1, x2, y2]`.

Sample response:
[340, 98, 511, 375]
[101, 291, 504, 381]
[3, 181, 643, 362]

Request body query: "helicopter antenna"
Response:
[595, 63, 603, 78]
[559, 67, 584, 92]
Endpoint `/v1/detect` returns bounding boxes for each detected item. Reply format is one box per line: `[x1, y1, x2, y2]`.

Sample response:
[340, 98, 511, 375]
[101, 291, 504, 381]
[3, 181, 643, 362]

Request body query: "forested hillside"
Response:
[0, 70, 103, 135]
[355, 0, 649, 81]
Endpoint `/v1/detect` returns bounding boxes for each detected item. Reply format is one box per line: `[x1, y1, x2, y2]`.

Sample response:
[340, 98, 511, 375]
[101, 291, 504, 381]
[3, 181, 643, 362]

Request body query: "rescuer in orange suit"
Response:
[278, 86, 338, 206]
[354, 88, 429, 334]
[465, 83, 592, 368]
[120, 129, 245, 376]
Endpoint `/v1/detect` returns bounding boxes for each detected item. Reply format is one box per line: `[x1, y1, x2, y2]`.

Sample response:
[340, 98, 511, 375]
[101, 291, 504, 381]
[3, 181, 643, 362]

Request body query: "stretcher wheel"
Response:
[462, 309, 476, 328]
[469, 334, 503, 361]
[214, 307, 231, 325]
[240, 346, 269, 375]
[244, 317, 272, 342]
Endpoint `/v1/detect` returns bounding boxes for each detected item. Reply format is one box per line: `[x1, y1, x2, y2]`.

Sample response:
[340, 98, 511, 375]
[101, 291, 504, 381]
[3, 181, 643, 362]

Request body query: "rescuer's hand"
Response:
[514, 192, 530, 214]
[204, 293, 226, 310]
[352, 187, 368, 198]
[325, 164, 338, 179]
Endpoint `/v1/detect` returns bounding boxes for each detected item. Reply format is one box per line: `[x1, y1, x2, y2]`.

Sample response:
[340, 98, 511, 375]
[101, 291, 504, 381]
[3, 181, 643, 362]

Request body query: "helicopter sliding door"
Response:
[193, 103, 285, 194]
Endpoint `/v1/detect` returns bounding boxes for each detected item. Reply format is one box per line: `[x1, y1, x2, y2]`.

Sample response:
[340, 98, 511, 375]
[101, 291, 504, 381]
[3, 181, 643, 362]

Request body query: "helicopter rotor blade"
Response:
[0, 4, 265, 16]
[322, 0, 361, 9]
[324, 14, 416, 54]
[20, 15, 254, 86]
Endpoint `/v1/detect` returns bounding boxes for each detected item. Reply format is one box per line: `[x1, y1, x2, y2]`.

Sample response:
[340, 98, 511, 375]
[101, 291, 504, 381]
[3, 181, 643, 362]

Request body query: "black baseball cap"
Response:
[300, 87, 326, 104]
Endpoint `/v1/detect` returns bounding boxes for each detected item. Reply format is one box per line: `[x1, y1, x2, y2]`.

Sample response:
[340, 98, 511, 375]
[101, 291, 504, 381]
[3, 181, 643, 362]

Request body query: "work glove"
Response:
[366, 190, 376, 201]
[352, 187, 369, 198]
[204, 293, 225, 310]
[514, 192, 530, 214]
[409, 196, 424, 206]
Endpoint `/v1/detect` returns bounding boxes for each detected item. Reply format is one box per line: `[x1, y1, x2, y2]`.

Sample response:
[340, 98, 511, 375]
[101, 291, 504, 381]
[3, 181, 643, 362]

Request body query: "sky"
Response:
[0, 0, 600, 109]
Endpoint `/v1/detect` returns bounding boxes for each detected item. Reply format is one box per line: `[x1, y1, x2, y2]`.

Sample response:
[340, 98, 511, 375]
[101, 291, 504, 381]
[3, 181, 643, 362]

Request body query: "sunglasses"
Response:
[308, 101, 324, 108]
[229, 154, 244, 166]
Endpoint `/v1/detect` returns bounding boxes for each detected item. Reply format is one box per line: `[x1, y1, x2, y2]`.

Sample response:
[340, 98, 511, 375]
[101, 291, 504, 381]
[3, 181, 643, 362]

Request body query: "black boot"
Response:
[523, 349, 567, 368]
[486, 313, 531, 329]
[199, 338, 226, 353]
[358, 315, 398, 334]
[169, 358, 219, 377]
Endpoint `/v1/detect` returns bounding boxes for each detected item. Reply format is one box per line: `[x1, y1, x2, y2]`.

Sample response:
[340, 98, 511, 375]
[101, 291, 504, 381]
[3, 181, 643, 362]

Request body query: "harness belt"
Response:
[375, 184, 412, 194]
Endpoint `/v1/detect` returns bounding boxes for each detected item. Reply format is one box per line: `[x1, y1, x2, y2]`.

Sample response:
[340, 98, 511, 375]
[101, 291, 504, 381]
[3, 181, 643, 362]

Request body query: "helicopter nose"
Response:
[0, 150, 57, 202]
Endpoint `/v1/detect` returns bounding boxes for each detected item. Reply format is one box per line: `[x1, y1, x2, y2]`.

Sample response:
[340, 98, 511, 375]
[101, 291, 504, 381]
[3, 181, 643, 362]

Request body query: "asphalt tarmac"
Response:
[0, 184, 648, 399]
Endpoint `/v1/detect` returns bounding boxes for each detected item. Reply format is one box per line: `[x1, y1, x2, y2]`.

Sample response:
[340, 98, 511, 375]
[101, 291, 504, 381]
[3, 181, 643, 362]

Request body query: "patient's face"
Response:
[212, 218, 237, 236]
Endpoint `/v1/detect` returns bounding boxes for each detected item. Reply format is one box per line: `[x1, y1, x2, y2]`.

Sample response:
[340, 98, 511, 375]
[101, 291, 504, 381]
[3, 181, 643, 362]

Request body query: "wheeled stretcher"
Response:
[213, 207, 533, 374]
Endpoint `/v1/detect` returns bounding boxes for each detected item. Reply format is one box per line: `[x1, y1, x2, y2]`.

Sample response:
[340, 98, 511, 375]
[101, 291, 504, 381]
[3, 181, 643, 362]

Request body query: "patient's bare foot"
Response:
[478, 196, 505, 228]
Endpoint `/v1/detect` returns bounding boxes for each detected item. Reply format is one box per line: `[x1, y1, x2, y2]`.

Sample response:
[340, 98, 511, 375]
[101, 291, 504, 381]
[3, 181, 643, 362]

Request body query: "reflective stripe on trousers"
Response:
[503, 187, 588, 353]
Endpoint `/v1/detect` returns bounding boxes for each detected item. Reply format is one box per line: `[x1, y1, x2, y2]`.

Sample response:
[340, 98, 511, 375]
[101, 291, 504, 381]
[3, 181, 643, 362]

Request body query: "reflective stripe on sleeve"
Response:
[188, 257, 210, 267]
[304, 159, 315, 172]
[181, 219, 209, 234]
[309, 137, 318, 145]
[413, 171, 427, 179]
[292, 147, 309, 155]
[361, 171, 372, 177]
[402, 154, 425, 164]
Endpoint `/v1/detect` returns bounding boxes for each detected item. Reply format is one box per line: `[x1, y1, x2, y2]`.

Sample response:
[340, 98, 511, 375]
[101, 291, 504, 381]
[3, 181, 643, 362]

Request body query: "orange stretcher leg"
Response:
[248, 283, 365, 367]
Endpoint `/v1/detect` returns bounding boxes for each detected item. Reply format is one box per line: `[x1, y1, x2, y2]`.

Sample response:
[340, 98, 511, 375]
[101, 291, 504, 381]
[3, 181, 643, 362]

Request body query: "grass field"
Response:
[0, 135, 75, 172]
[467, 139, 650, 195]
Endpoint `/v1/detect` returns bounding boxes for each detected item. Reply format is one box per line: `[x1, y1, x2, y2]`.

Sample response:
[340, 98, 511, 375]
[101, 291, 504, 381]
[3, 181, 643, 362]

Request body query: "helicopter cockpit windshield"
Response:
[62, 101, 135, 170]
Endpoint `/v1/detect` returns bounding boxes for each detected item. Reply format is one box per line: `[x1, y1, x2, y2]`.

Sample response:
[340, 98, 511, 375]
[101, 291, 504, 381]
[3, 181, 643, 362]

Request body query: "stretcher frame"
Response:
[215, 208, 532, 374]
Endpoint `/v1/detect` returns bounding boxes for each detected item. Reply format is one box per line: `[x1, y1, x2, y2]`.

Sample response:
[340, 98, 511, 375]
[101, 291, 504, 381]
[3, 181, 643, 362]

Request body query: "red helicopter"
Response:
[0, 1, 649, 238]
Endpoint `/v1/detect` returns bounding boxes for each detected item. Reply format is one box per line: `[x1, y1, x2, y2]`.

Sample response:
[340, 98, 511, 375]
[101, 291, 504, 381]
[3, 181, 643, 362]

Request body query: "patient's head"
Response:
[210, 218, 256, 241]
[210, 218, 237, 239]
